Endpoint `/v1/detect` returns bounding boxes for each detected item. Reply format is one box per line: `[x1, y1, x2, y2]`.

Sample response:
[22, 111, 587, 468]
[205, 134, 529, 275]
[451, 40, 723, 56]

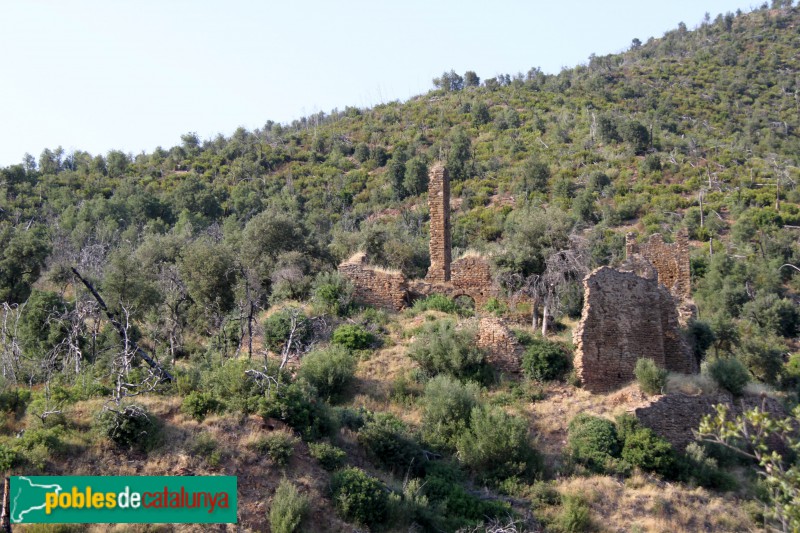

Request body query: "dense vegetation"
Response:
[1, 4, 799, 531]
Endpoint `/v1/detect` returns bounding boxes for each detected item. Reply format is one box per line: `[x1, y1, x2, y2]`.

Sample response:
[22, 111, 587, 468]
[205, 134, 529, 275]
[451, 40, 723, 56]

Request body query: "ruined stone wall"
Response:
[338, 253, 408, 311]
[476, 316, 523, 373]
[451, 255, 498, 308]
[634, 393, 786, 451]
[426, 164, 451, 283]
[573, 267, 695, 393]
[626, 228, 691, 301]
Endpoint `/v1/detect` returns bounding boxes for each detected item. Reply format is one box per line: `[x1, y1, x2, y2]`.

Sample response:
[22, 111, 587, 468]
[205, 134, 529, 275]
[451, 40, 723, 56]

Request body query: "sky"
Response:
[0, 0, 764, 167]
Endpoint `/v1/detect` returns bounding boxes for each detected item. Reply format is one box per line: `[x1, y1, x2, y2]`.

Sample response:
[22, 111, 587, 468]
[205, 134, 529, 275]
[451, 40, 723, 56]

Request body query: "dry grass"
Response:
[526, 383, 651, 457]
[665, 372, 719, 396]
[552, 474, 756, 532]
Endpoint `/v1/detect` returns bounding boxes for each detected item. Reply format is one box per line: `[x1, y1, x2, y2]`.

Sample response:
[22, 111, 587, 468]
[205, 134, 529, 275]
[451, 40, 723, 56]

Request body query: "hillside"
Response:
[0, 4, 799, 532]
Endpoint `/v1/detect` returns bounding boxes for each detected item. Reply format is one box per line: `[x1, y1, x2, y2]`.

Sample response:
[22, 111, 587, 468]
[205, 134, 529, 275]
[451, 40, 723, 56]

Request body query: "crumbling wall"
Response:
[476, 316, 523, 373]
[626, 228, 691, 301]
[634, 393, 786, 451]
[426, 163, 451, 283]
[573, 267, 695, 393]
[338, 253, 408, 311]
[451, 255, 498, 308]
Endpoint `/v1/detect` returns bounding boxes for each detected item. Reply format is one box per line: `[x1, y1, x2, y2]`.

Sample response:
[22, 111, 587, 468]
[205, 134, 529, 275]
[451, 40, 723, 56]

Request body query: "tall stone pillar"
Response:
[426, 163, 451, 283]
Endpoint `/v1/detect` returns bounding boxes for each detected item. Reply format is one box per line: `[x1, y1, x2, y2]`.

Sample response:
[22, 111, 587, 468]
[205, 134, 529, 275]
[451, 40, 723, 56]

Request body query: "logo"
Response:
[10, 476, 237, 524]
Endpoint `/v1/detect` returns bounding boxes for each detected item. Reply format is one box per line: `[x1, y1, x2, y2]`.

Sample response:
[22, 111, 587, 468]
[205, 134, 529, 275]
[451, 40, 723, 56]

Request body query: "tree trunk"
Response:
[541, 299, 549, 337]
[531, 298, 539, 330]
[0, 477, 9, 533]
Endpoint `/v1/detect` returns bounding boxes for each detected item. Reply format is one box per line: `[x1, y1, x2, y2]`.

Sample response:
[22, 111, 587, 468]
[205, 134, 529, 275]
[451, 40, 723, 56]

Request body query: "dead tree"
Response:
[71, 268, 173, 382]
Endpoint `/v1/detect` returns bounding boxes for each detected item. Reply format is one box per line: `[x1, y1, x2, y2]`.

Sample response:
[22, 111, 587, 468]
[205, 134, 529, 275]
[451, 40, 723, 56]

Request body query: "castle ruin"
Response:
[339, 162, 502, 311]
[573, 267, 696, 393]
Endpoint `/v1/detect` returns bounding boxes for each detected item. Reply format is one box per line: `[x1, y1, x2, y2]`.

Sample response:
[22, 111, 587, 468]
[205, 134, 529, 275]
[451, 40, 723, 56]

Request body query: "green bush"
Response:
[269, 479, 309, 533]
[96, 405, 160, 452]
[557, 494, 592, 532]
[0, 443, 16, 471]
[262, 308, 312, 354]
[188, 432, 217, 456]
[297, 345, 355, 401]
[456, 405, 540, 485]
[521, 338, 572, 381]
[421, 375, 480, 451]
[357, 413, 426, 475]
[706, 357, 750, 396]
[308, 442, 346, 471]
[260, 431, 299, 466]
[620, 427, 675, 477]
[312, 271, 354, 317]
[407, 320, 486, 381]
[567, 414, 621, 473]
[181, 391, 220, 421]
[681, 442, 737, 490]
[634, 358, 668, 395]
[201, 358, 266, 415]
[331, 324, 374, 350]
[330, 467, 388, 527]
[411, 294, 458, 314]
[188, 433, 223, 466]
[258, 380, 333, 441]
[0, 388, 31, 417]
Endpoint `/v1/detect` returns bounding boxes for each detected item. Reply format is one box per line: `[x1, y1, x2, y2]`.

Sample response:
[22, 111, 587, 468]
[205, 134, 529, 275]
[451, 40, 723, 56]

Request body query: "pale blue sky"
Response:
[0, 1, 762, 167]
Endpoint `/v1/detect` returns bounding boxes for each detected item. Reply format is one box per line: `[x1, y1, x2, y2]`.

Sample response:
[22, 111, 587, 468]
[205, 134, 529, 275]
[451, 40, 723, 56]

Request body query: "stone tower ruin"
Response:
[426, 163, 451, 283]
[625, 228, 691, 301]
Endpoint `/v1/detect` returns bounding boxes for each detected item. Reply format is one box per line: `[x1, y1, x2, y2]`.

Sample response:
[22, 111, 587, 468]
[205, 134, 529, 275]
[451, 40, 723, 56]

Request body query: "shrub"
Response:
[330, 467, 388, 527]
[311, 271, 354, 316]
[188, 432, 217, 456]
[456, 405, 540, 485]
[308, 442, 346, 471]
[681, 442, 737, 491]
[188, 433, 223, 466]
[258, 380, 333, 441]
[262, 308, 312, 354]
[0, 443, 16, 471]
[621, 427, 675, 477]
[706, 357, 750, 396]
[0, 388, 31, 418]
[259, 431, 299, 466]
[557, 494, 592, 532]
[421, 375, 480, 451]
[357, 413, 426, 475]
[521, 338, 572, 381]
[411, 294, 457, 314]
[407, 320, 486, 380]
[331, 324, 374, 350]
[201, 358, 265, 415]
[567, 414, 621, 472]
[269, 479, 309, 533]
[96, 405, 160, 452]
[634, 358, 668, 395]
[181, 391, 220, 421]
[297, 345, 355, 401]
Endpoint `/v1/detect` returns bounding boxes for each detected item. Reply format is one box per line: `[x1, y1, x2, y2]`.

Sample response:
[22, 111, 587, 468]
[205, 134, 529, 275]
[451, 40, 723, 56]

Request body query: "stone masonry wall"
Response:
[476, 316, 523, 373]
[626, 228, 691, 301]
[573, 267, 695, 393]
[426, 163, 451, 283]
[451, 255, 498, 308]
[338, 252, 407, 311]
[634, 393, 786, 451]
